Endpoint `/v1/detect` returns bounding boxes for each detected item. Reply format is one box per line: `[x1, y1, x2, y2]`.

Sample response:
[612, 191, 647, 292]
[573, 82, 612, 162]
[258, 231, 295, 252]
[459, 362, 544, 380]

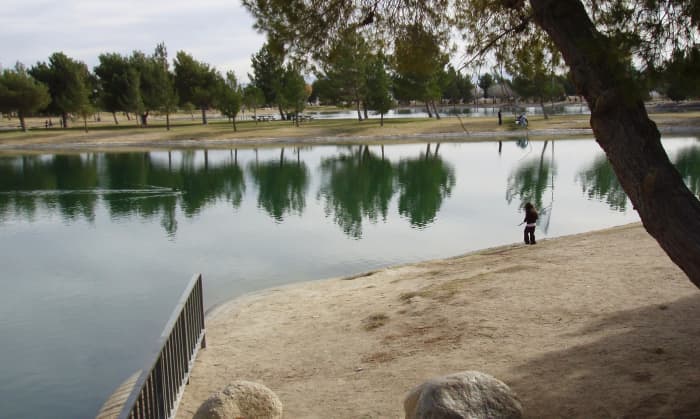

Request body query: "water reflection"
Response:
[318, 145, 394, 238]
[507, 142, 556, 211]
[1, 141, 698, 239]
[575, 143, 700, 211]
[249, 148, 308, 222]
[674, 146, 700, 196]
[397, 143, 456, 228]
[0, 155, 99, 222]
[576, 155, 628, 211]
[0, 151, 246, 236]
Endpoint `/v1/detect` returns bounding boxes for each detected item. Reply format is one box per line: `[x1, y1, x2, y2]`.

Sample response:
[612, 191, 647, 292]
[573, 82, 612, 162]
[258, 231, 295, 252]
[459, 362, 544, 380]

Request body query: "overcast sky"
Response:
[0, 0, 267, 83]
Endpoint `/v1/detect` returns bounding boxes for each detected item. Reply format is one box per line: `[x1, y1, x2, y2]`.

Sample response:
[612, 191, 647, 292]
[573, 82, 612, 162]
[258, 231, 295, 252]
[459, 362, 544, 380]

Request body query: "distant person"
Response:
[45, 120, 49, 129]
[498, 109, 502, 125]
[522, 202, 539, 245]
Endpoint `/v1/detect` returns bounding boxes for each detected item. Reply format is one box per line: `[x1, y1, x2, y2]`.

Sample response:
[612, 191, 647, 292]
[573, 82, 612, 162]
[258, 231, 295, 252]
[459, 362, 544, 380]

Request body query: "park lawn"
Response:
[0, 111, 698, 152]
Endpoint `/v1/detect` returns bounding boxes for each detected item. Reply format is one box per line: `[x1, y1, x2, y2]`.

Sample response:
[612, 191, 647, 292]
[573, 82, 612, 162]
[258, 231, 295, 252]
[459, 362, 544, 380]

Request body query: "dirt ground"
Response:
[175, 224, 700, 418]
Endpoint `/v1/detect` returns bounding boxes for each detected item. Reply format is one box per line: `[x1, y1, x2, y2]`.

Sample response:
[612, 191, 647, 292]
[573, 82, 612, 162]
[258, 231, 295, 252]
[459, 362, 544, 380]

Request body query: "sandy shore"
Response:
[175, 223, 700, 418]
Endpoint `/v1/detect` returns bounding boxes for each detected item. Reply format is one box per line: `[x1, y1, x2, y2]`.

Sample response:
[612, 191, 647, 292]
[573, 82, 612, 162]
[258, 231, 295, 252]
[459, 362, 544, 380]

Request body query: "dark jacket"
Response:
[524, 210, 538, 224]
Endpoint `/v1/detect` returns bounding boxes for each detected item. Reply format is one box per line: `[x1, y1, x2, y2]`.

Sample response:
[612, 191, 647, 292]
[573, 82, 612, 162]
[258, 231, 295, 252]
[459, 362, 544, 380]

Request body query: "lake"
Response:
[1, 136, 698, 418]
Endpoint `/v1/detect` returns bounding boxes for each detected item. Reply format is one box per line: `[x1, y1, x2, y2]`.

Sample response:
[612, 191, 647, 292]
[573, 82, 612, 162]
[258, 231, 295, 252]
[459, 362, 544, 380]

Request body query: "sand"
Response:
[174, 223, 700, 418]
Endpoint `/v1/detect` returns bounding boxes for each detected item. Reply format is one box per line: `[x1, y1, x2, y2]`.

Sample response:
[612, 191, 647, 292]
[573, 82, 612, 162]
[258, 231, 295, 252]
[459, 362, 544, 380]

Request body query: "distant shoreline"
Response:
[1, 110, 698, 155]
[1, 125, 699, 155]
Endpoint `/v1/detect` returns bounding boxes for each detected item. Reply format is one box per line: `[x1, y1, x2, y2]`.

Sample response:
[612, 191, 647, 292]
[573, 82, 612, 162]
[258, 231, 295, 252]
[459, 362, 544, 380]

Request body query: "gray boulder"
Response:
[193, 380, 283, 419]
[404, 371, 522, 419]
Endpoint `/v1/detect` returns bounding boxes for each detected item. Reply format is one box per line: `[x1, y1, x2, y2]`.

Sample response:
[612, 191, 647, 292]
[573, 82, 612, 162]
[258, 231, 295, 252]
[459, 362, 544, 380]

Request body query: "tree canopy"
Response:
[30, 52, 92, 128]
[0, 64, 51, 131]
[218, 71, 244, 131]
[173, 51, 221, 125]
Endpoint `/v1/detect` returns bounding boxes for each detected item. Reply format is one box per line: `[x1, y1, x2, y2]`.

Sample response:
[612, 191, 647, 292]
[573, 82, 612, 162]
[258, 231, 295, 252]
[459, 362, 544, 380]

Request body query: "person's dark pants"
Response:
[524, 226, 536, 244]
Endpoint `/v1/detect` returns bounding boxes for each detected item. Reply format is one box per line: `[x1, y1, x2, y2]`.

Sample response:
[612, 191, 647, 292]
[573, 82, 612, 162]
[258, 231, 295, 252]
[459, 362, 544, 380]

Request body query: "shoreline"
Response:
[175, 223, 700, 418]
[1, 123, 699, 155]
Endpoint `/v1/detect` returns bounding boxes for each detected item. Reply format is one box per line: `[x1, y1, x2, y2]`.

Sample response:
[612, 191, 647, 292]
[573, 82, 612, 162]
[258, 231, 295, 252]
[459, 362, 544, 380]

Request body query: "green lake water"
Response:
[0, 136, 698, 418]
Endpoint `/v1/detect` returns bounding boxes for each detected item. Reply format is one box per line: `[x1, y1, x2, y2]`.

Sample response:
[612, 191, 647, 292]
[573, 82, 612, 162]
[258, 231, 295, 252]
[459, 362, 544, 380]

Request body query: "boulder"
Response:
[193, 380, 282, 419]
[404, 371, 522, 419]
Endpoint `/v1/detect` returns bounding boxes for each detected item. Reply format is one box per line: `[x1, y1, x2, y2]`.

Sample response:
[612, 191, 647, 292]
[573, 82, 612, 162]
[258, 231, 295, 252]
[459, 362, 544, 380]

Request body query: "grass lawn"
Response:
[1, 109, 698, 153]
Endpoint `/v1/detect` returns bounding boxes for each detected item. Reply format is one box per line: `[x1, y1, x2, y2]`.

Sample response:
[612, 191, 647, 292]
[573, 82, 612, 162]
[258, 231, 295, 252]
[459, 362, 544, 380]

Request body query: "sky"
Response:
[0, 0, 267, 83]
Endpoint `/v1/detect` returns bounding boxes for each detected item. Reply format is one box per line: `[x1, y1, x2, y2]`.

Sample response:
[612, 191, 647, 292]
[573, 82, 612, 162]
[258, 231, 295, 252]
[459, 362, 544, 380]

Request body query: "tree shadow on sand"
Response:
[507, 294, 700, 419]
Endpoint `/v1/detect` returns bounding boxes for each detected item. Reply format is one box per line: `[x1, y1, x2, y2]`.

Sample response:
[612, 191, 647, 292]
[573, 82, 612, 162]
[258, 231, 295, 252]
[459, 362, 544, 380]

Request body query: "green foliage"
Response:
[278, 65, 308, 124]
[659, 47, 700, 101]
[311, 77, 341, 105]
[250, 43, 285, 107]
[506, 34, 564, 105]
[315, 29, 372, 113]
[0, 64, 51, 131]
[243, 85, 265, 114]
[391, 25, 448, 106]
[30, 52, 91, 126]
[173, 51, 222, 123]
[94, 53, 141, 118]
[218, 71, 244, 131]
[364, 54, 394, 123]
[477, 73, 495, 99]
[140, 44, 178, 120]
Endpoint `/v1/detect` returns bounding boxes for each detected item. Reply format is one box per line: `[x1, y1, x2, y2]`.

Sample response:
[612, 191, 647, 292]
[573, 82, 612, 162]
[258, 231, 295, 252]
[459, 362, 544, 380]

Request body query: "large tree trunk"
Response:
[201, 107, 208, 125]
[112, 112, 119, 125]
[530, 0, 700, 286]
[62, 113, 68, 129]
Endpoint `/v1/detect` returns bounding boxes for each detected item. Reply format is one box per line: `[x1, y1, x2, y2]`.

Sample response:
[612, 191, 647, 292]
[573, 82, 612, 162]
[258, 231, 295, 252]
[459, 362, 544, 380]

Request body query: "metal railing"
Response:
[117, 274, 206, 419]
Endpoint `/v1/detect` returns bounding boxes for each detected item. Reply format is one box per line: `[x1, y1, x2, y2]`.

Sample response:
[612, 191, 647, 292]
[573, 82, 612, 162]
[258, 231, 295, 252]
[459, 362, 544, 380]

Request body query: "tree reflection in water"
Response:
[0, 150, 247, 237]
[506, 141, 556, 232]
[318, 145, 395, 238]
[673, 145, 700, 196]
[397, 143, 456, 229]
[248, 147, 308, 222]
[576, 154, 629, 212]
[576, 143, 700, 213]
[0, 155, 99, 222]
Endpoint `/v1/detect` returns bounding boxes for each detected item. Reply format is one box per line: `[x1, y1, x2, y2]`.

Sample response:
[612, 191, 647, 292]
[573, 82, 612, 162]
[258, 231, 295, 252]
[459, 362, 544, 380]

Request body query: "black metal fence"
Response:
[117, 274, 206, 419]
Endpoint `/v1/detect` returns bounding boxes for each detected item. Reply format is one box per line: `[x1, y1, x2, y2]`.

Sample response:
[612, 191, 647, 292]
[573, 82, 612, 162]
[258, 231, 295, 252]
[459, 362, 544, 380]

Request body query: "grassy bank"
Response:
[1, 110, 699, 154]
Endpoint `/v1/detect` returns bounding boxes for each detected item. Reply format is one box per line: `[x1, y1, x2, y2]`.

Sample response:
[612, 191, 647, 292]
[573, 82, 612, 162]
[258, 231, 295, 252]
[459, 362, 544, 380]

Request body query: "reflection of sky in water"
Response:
[0, 136, 697, 419]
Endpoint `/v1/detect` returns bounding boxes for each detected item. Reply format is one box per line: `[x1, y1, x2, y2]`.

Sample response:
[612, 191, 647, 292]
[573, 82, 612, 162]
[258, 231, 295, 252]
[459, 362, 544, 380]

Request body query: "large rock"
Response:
[193, 380, 283, 419]
[404, 371, 522, 419]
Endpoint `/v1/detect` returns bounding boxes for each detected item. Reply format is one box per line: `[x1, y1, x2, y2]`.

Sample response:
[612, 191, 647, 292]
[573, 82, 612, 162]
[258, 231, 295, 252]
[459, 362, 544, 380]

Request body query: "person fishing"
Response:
[521, 202, 539, 245]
